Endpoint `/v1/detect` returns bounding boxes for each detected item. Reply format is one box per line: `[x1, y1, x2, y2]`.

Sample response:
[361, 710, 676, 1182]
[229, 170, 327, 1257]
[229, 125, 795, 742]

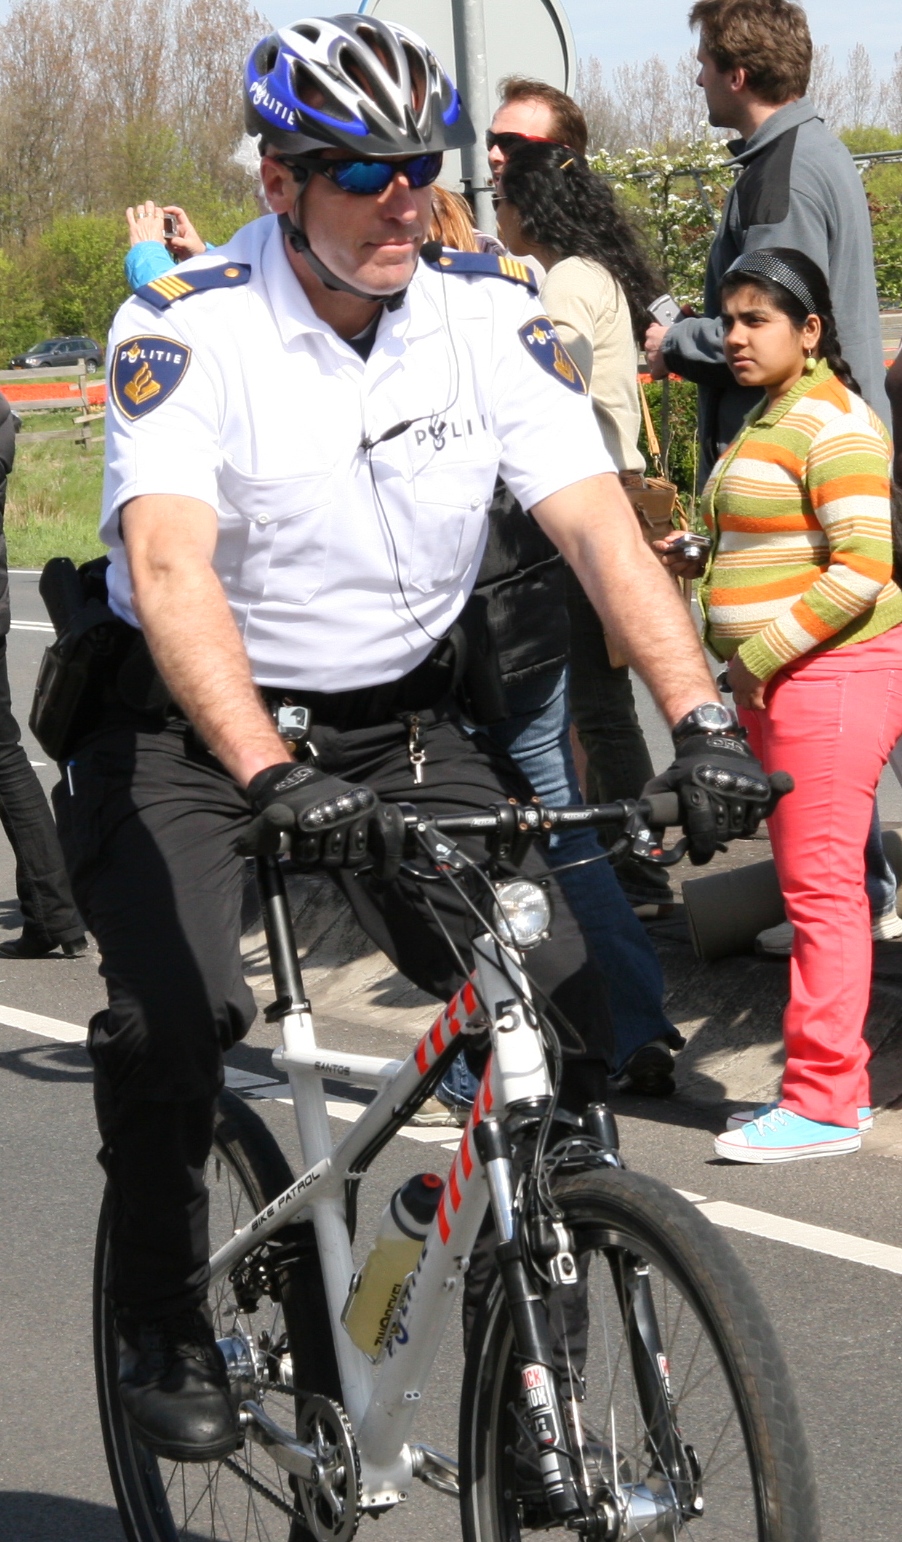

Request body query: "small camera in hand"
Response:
[667, 532, 712, 563]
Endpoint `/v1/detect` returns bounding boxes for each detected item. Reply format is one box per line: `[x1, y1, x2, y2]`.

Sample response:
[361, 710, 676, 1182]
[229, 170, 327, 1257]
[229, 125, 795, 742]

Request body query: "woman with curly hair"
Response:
[494, 141, 673, 916]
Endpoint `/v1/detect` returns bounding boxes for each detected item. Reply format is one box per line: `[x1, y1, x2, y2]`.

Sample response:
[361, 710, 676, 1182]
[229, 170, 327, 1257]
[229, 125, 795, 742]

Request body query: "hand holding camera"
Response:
[653, 528, 712, 579]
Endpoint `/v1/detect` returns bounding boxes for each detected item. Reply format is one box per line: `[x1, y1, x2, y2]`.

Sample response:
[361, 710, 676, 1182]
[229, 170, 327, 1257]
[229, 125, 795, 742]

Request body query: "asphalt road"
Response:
[2, 571, 902, 1541]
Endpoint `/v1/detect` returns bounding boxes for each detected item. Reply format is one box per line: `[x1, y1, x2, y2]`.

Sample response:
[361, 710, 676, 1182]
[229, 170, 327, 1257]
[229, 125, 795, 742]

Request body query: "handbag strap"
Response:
[638, 378, 665, 474]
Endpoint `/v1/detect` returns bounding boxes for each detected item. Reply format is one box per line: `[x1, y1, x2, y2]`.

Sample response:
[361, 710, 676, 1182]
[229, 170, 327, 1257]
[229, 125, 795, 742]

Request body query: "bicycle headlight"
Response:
[491, 879, 551, 949]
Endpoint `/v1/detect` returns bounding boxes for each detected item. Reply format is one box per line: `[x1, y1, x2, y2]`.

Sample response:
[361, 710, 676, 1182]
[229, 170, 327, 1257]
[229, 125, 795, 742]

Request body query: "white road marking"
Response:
[29, 761, 46, 768]
[685, 1194, 902, 1276]
[10, 620, 54, 632]
[0, 1003, 86, 1042]
[5, 1008, 902, 1263]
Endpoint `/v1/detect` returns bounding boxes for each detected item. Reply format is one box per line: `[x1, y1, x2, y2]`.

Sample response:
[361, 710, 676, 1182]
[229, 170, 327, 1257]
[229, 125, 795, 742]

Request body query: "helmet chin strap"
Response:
[278, 211, 408, 311]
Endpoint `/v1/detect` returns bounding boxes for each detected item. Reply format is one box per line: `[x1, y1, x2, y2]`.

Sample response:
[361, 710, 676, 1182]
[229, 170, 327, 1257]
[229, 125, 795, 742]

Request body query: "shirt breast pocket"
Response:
[217, 461, 332, 606]
[408, 454, 498, 595]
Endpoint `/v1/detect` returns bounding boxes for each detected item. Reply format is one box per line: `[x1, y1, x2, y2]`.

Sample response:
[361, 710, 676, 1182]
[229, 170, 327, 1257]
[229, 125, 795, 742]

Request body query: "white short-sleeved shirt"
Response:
[103, 215, 614, 692]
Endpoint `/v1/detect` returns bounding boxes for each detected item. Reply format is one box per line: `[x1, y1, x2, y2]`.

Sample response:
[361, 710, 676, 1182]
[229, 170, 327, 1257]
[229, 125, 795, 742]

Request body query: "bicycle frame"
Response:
[209, 854, 553, 1509]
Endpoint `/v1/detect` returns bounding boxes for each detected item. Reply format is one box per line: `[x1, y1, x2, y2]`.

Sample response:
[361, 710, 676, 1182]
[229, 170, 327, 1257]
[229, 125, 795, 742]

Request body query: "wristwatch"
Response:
[671, 702, 739, 747]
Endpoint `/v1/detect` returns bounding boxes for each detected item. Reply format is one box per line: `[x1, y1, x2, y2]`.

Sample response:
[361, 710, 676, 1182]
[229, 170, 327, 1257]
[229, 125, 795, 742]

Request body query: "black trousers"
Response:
[55, 706, 613, 1316]
[0, 636, 82, 945]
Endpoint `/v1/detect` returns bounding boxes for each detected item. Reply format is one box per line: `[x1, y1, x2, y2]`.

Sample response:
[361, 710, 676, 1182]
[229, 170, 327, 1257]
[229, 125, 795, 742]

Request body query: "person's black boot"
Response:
[117, 1306, 237, 1462]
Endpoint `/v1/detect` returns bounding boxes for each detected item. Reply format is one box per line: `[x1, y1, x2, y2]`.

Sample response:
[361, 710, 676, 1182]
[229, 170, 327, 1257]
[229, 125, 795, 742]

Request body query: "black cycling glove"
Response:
[244, 761, 378, 868]
[644, 729, 776, 866]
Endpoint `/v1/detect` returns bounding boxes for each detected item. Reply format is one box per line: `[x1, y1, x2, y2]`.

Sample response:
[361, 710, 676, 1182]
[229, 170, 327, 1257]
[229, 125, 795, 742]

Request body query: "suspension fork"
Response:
[474, 1118, 584, 1522]
[607, 1251, 696, 1504]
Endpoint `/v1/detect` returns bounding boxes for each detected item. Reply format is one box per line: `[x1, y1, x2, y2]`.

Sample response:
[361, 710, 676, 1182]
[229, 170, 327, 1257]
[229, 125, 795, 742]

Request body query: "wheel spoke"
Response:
[463, 1170, 813, 1542]
[97, 1096, 306, 1541]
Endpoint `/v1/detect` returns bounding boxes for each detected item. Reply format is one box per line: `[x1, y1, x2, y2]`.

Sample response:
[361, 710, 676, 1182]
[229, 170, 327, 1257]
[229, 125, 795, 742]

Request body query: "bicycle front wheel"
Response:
[460, 1164, 820, 1542]
[94, 1089, 334, 1542]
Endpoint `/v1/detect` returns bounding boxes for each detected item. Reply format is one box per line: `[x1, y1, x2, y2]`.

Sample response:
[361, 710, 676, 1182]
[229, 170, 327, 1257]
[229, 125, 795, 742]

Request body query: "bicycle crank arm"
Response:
[410, 1443, 460, 1497]
[239, 1400, 322, 1482]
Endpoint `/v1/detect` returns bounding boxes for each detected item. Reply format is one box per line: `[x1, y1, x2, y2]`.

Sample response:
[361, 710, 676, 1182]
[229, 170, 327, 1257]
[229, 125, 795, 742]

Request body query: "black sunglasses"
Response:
[277, 152, 443, 196]
[485, 130, 564, 153]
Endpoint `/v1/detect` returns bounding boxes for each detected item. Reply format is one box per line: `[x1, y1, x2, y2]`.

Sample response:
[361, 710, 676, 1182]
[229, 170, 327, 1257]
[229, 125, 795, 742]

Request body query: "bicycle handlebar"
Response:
[420, 792, 681, 839]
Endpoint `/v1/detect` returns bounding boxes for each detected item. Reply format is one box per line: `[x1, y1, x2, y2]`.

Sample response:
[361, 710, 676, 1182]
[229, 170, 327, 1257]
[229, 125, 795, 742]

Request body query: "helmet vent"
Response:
[340, 45, 398, 124]
[256, 41, 278, 74]
[290, 60, 350, 122]
[401, 43, 427, 113]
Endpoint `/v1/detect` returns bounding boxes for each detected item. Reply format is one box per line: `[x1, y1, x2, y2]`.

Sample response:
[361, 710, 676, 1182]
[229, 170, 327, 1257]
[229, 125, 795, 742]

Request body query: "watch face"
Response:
[695, 704, 733, 731]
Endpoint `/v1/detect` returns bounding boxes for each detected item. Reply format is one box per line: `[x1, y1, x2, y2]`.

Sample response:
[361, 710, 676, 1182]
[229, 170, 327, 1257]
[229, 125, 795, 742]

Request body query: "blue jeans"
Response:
[865, 799, 897, 918]
[440, 666, 680, 1102]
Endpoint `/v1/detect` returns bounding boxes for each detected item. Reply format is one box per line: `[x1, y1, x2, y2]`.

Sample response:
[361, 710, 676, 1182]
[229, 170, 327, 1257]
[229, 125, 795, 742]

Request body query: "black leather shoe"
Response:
[610, 1040, 676, 1098]
[0, 932, 87, 959]
[117, 1308, 238, 1462]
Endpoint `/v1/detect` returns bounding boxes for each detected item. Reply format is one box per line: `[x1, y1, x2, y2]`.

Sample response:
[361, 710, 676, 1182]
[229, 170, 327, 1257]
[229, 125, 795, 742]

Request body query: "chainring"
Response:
[296, 1393, 361, 1542]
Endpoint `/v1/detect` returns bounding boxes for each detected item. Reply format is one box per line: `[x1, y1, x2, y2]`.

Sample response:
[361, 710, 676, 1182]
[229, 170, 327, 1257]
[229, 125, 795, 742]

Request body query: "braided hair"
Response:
[499, 141, 662, 342]
[720, 247, 861, 395]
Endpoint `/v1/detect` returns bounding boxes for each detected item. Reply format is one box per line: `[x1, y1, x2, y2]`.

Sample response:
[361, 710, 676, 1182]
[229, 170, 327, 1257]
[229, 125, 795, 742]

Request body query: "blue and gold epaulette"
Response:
[421, 248, 538, 295]
[135, 262, 251, 311]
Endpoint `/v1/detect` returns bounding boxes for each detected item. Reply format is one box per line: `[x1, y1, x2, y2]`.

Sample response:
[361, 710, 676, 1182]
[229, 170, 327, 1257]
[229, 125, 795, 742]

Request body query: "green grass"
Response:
[6, 412, 106, 568]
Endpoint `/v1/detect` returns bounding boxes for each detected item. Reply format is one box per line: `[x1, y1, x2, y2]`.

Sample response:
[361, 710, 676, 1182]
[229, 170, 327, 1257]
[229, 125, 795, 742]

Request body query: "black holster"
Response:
[29, 556, 171, 759]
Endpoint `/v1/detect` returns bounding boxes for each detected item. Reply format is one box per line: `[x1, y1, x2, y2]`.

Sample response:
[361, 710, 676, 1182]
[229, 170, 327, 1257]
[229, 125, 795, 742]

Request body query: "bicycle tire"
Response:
[459, 1163, 821, 1542]
[94, 1088, 338, 1542]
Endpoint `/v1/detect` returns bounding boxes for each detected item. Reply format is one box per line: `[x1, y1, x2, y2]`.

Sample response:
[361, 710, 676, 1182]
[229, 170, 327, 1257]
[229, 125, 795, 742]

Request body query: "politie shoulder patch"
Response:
[518, 316, 587, 394]
[111, 336, 192, 421]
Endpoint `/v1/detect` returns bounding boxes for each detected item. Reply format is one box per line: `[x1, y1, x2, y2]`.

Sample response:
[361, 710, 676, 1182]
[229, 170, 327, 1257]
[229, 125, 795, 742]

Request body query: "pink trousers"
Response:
[739, 627, 902, 1129]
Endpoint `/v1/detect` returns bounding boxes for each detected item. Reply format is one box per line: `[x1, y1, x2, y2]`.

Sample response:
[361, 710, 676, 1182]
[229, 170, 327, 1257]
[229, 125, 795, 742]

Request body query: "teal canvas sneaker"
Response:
[714, 1106, 861, 1163]
[725, 1101, 873, 1134]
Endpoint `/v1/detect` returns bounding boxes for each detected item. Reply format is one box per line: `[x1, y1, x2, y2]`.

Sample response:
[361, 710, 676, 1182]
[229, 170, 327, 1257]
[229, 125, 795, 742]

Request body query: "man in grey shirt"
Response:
[645, 0, 888, 483]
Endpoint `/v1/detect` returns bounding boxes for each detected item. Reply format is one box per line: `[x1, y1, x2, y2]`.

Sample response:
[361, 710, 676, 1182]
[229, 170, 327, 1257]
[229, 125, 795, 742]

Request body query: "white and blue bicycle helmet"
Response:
[244, 14, 474, 158]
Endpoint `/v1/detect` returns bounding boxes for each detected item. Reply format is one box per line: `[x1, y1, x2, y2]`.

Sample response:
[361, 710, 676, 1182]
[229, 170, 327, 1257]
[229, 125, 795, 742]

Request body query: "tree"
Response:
[0, 253, 47, 363]
[31, 215, 129, 339]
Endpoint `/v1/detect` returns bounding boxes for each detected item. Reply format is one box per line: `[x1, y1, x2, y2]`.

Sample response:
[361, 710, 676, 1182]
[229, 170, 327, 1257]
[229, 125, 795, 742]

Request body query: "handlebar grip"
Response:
[236, 802, 293, 857]
[641, 791, 680, 828]
[766, 771, 794, 810]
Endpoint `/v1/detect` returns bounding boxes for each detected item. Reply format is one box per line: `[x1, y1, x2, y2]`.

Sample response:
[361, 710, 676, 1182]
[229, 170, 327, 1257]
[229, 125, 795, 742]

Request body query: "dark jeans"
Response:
[481, 667, 679, 1068]
[55, 707, 612, 1316]
[0, 636, 81, 944]
[565, 569, 672, 905]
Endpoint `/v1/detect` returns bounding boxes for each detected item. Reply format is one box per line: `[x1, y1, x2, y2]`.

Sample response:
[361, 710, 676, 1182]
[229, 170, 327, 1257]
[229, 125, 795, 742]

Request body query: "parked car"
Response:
[8, 336, 103, 372]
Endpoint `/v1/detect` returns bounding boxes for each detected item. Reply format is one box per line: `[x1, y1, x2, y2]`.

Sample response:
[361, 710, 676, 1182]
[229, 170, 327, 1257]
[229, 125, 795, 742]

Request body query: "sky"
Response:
[0, 0, 897, 76]
[250, 0, 902, 76]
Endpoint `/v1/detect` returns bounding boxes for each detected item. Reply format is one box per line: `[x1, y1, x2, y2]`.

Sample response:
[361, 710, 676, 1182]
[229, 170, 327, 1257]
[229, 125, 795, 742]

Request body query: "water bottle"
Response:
[342, 1173, 444, 1358]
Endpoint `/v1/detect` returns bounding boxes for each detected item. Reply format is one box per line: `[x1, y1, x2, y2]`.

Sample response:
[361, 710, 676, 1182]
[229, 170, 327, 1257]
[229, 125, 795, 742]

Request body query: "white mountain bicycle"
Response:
[94, 791, 821, 1542]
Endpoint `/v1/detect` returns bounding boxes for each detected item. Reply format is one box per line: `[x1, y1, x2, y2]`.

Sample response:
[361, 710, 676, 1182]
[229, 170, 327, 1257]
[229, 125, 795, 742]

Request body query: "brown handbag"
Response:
[620, 383, 684, 539]
[605, 383, 690, 669]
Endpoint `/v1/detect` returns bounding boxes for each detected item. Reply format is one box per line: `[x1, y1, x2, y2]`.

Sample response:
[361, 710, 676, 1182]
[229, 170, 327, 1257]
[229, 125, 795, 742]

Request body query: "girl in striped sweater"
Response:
[661, 247, 902, 1163]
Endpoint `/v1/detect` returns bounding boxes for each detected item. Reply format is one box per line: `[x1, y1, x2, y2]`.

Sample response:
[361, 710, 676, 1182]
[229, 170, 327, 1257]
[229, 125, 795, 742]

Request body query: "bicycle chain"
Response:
[222, 1452, 298, 1520]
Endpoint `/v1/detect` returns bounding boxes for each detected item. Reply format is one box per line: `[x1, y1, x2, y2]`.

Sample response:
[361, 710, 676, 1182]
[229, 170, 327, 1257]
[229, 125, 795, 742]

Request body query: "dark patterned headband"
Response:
[725, 251, 819, 315]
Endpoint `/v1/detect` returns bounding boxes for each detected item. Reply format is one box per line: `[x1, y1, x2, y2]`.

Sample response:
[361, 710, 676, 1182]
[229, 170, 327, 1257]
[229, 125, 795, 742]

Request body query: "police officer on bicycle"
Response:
[56, 15, 771, 1462]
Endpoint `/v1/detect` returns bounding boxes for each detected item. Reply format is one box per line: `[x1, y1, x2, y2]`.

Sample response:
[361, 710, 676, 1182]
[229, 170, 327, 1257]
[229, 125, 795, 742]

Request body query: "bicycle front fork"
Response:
[475, 1116, 583, 1520]
[475, 1110, 694, 1533]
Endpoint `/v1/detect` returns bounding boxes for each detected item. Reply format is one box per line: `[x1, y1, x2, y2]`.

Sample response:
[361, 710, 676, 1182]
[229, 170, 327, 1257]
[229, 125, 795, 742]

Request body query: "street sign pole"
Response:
[450, 0, 494, 231]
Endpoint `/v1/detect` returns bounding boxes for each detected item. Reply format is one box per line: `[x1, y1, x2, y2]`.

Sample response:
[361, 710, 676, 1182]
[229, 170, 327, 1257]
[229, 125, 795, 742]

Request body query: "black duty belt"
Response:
[260, 632, 462, 734]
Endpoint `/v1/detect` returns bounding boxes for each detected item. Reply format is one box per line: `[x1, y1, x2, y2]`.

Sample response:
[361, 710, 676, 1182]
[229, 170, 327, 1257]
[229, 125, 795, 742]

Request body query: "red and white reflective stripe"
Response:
[436, 1059, 494, 1244]
[414, 975, 479, 1075]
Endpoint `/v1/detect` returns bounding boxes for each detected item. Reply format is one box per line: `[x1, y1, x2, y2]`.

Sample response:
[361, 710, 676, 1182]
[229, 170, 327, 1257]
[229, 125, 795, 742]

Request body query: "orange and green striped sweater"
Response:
[697, 359, 902, 681]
